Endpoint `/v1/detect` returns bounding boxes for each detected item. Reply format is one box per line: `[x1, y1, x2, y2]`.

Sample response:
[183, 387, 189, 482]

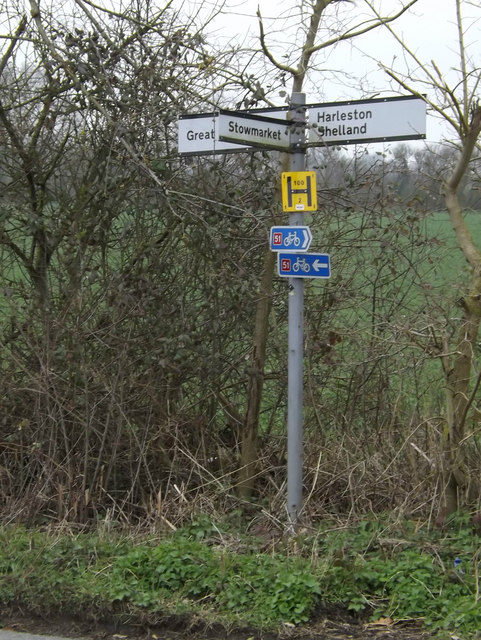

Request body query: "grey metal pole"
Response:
[287, 92, 306, 526]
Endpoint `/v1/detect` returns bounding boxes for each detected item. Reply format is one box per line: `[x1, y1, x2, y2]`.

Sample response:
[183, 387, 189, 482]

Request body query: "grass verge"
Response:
[0, 512, 480, 637]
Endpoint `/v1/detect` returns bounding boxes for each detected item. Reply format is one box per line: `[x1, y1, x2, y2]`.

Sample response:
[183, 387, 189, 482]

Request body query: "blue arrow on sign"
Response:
[270, 226, 312, 252]
[277, 252, 330, 278]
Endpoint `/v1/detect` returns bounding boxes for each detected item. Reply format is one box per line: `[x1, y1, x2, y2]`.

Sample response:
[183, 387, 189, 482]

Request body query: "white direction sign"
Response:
[309, 95, 426, 146]
[217, 110, 291, 151]
[270, 226, 312, 252]
[178, 109, 288, 156]
[177, 96, 427, 155]
[178, 113, 245, 156]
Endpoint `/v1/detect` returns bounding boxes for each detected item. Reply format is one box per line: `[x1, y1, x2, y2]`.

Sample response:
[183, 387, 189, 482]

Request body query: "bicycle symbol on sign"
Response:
[292, 257, 310, 273]
[284, 232, 301, 247]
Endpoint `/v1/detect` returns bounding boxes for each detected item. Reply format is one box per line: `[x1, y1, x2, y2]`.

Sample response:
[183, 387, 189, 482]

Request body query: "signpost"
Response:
[269, 226, 312, 252]
[285, 95, 306, 525]
[177, 93, 427, 527]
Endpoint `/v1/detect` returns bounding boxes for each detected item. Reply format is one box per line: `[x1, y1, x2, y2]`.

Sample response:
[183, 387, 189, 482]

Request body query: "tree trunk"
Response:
[441, 105, 481, 514]
[442, 312, 481, 513]
[238, 248, 276, 497]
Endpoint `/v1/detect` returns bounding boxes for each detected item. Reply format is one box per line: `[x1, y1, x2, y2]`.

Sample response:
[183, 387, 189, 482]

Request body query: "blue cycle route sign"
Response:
[277, 252, 330, 278]
[270, 226, 312, 252]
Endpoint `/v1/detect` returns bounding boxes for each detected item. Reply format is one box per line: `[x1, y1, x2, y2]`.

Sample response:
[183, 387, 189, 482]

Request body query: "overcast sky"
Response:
[189, 0, 480, 143]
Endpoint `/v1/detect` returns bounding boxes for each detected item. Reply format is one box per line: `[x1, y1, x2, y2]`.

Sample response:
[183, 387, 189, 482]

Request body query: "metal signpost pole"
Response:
[287, 93, 306, 526]
[177, 94, 425, 529]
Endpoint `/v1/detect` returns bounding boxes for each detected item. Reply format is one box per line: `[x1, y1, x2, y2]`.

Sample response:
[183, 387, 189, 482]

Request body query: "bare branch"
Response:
[27, 0, 167, 191]
[294, 0, 331, 92]
[257, 0, 421, 94]
[257, 7, 297, 77]
[444, 105, 481, 271]
[456, 0, 469, 117]
[308, 0, 419, 54]
[0, 229, 34, 277]
[382, 68, 462, 136]
[448, 106, 481, 192]
[0, 14, 28, 77]
[74, 0, 174, 25]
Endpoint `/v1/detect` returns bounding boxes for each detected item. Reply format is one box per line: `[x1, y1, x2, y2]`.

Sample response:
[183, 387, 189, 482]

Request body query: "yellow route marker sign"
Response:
[281, 171, 317, 212]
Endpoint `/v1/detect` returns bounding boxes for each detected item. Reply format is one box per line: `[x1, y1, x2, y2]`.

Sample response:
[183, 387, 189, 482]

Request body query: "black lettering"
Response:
[187, 129, 214, 141]
[317, 107, 374, 124]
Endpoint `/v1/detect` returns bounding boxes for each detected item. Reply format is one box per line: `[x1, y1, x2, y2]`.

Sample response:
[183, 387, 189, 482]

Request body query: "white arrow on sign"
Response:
[312, 258, 328, 272]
